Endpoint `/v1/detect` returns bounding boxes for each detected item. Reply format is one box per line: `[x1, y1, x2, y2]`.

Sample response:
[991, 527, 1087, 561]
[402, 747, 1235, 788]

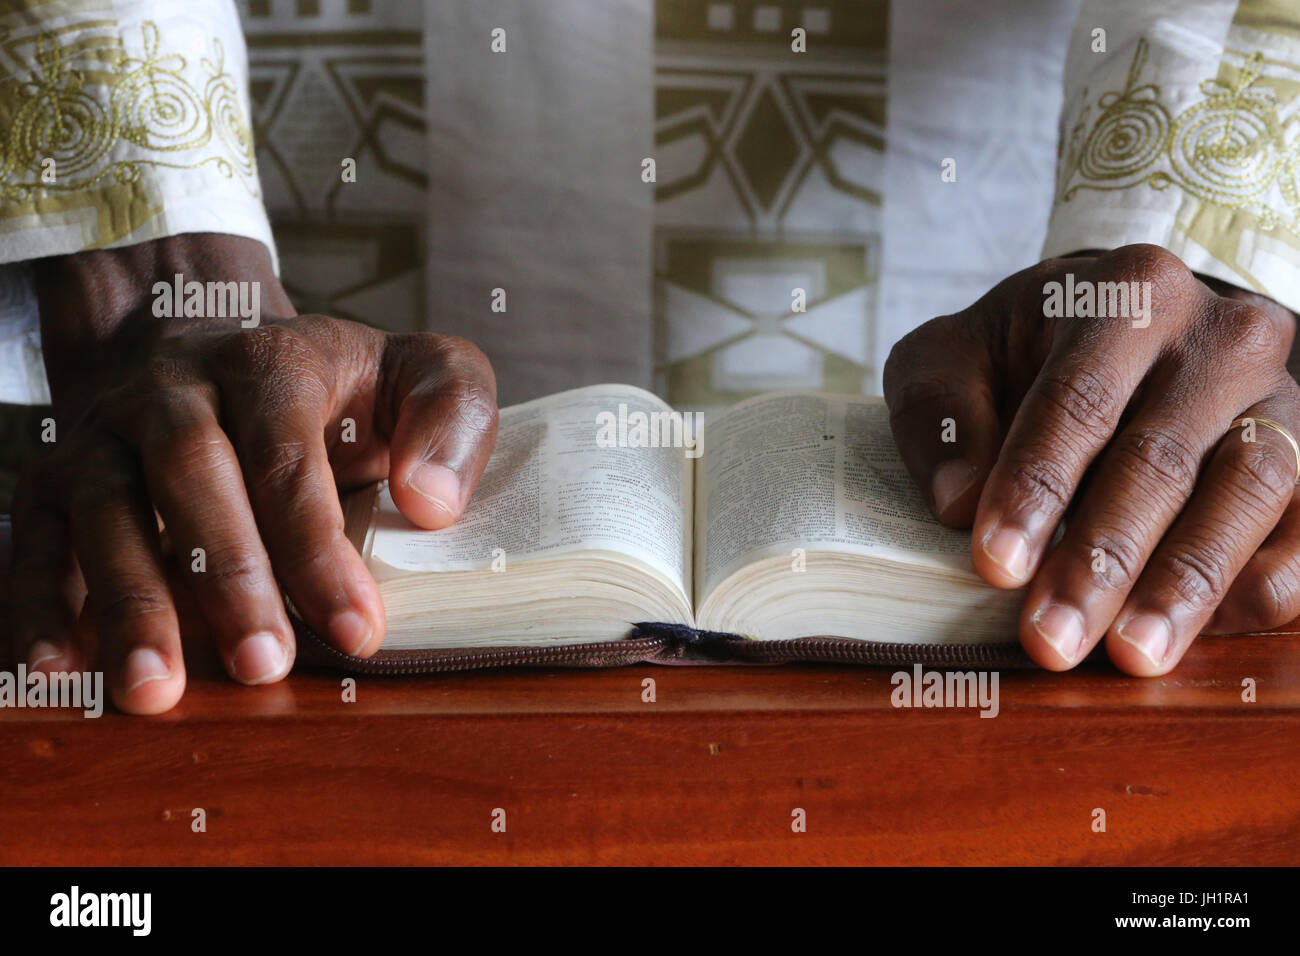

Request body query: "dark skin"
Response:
[11, 237, 1299, 713]
[10, 234, 498, 714]
[884, 244, 1300, 675]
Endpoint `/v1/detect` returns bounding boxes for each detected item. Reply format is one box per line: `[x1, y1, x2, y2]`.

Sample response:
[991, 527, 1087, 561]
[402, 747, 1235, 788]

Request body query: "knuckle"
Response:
[244, 438, 312, 494]
[139, 391, 218, 458]
[1231, 561, 1296, 630]
[238, 323, 301, 357]
[196, 546, 267, 594]
[1217, 301, 1287, 363]
[1035, 364, 1123, 442]
[140, 354, 191, 392]
[1087, 527, 1146, 591]
[884, 323, 936, 380]
[1254, 572, 1292, 629]
[434, 333, 490, 367]
[885, 320, 992, 421]
[887, 373, 988, 425]
[104, 355, 203, 426]
[1113, 427, 1202, 498]
[1156, 543, 1232, 610]
[1111, 243, 1197, 299]
[1004, 455, 1074, 514]
[95, 588, 172, 635]
[271, 533, 342, 579]
[441, 375, 499, 434]
[1224, 434, 1296, 505]
[885, 318, 959, 380]
[427, 333, 499, 400]
[885, 373, 951, 421]
[241, 441, 344, 538]
[223, 324, 318, 380]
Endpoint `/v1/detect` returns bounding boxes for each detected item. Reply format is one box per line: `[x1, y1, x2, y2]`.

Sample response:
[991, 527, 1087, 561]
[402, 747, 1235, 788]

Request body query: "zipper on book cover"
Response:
[291, 617, 1029, 673]
[632, 625, 1033, 669]
[714, 636, 1033, 668]
[291, 619, 669, 675]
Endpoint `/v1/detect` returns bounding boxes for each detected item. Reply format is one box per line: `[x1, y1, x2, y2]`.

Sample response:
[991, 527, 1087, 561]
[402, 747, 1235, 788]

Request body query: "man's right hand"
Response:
[10, 234, 499, 714]
[884, 245, 1300, 676]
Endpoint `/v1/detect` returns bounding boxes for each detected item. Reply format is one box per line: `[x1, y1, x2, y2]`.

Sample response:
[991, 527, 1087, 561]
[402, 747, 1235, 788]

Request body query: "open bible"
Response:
[312, 384, 1027, 672]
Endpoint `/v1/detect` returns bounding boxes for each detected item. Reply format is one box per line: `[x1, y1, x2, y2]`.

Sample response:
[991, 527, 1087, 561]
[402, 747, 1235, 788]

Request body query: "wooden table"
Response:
[1, 630, 1296, 865]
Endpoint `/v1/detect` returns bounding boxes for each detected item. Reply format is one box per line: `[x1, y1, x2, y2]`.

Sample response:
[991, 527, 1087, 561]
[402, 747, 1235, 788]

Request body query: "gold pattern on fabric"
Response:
[1059, 37, 1300, 232]
[0, 20, 260, 203]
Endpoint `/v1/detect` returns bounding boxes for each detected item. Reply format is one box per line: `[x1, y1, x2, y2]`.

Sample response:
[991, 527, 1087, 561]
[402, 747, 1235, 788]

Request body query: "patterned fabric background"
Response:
[653, 1, 887, 408]
[238, 0, 887, 411]
[239, 0, 427, 331]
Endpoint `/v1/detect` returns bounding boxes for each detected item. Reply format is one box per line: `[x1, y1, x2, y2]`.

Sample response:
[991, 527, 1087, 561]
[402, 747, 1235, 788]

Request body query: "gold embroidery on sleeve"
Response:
[1058, 37, 1299, 231]
[1068, 38, 1171, 186]
[0, 21, 259, 202]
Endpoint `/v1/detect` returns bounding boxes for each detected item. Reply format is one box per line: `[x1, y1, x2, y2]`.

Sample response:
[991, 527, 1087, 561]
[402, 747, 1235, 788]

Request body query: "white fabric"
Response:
[424, 0, 655, 405]
[1044, 0, 1300, 314]
[1, 0, 1294, 408]
[879, 0, 1080, 392]
[0, 0, 274, 402]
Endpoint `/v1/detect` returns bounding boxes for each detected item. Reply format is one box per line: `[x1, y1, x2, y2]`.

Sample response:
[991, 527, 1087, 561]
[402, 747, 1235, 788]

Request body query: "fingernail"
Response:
[1031, 604, 1085, 664]
[406, 463, 459, 516]
[230, 631, 289, 685]
[932, 460, 978, 518]
[1117, 613, 1172, 666]
[982, 526, 1031, 581]
[123, 648, 171, 694]
[330, 609, 373, 656]
[27, 640, 70, 672]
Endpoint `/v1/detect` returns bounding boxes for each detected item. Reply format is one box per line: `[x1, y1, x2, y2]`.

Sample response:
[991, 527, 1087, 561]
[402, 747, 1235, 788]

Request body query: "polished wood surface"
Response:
[1, 629, 1296, 865]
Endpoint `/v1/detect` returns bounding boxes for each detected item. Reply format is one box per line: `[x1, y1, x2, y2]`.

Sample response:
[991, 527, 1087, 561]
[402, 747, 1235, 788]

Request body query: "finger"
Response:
[972, 248, 1197, 588]
[1203, 494, 1300, 634]
[118, 385, 295, 685]
[220, 357, 385, 658]
[58, 439, 186, 714]
[1104, 394, 1300, 675]
[9, 472, 86, 673]
[1015, 356, 1267, 670]
[882, 314, 1002, 527]
[380, 334, 499, 530]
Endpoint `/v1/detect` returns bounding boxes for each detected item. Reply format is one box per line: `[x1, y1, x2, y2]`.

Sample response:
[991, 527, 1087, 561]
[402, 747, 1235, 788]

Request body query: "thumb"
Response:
[882, 312, 1002, 527]
[382, 334, 499, 529]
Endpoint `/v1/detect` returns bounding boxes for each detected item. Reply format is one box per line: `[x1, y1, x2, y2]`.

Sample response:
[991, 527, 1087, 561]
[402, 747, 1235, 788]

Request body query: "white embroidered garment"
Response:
[1044, 0, 1300, 315]
[0, 0, 273, 402]
[1, 0, 1297, 406]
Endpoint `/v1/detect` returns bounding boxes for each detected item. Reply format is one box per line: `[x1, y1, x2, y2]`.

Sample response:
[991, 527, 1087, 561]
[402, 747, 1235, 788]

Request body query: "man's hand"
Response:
[10, 234, 498, 713]
[884, 244, 1300, 676]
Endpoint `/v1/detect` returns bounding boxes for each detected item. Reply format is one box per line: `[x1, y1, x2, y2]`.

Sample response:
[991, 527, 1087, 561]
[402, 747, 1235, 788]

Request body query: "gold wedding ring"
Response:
[1229, 417, 1300, 484]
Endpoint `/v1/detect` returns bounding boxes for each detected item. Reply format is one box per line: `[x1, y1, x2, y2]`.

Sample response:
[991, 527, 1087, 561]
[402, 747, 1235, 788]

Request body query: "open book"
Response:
[332, 384, 1024, 668]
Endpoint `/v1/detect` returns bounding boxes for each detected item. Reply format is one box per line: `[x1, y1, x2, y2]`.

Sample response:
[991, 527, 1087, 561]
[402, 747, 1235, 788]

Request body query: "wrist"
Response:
[35, 234, 291, 405]
[35, 233, 290, 353]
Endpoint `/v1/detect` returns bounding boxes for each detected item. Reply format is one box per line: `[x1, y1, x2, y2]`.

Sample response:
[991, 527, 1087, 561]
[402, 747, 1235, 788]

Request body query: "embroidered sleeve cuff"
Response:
[1044, 3, 1300, 316]
[0, 0, 277, 271]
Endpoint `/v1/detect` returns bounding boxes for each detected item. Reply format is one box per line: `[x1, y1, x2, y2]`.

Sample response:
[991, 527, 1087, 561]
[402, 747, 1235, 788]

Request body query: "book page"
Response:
[695, 392, 975, 601]
[365, 384, 694, 598]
